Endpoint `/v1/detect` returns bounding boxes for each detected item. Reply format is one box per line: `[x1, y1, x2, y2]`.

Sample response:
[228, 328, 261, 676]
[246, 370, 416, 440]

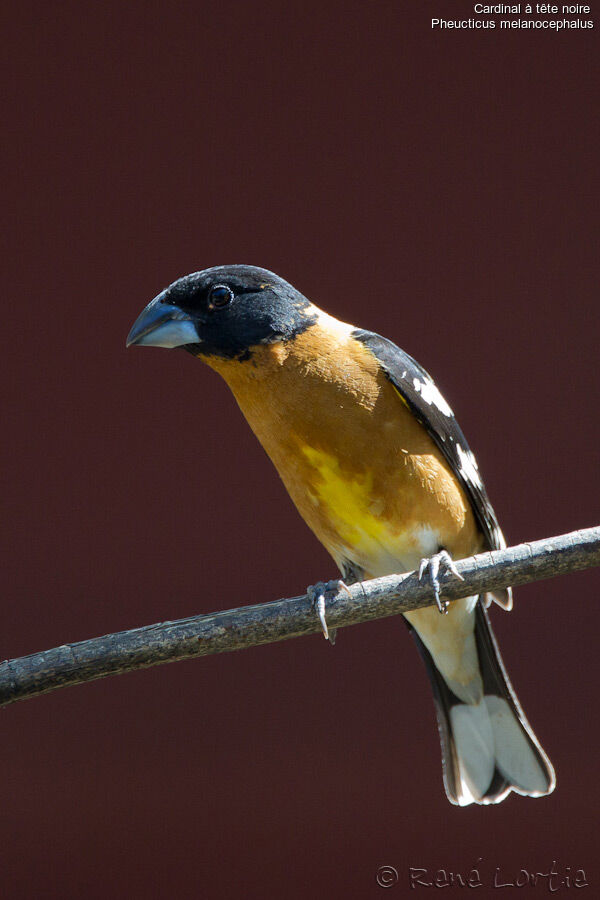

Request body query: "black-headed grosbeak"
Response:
[127, 265, 555, 806]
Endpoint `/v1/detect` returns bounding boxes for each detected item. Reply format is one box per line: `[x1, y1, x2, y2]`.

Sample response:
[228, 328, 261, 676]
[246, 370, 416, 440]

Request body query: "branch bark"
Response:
[1, 526, 598, 708]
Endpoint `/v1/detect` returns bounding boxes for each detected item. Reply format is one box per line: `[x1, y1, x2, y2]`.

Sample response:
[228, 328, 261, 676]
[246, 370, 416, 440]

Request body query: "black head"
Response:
[126, 265, 318, 360]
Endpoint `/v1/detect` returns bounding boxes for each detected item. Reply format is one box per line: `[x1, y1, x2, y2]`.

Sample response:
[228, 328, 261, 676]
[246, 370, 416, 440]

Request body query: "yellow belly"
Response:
[299, 444, 441, 574]
[204, 320, 481, 575]
[204, 318, 485, 696]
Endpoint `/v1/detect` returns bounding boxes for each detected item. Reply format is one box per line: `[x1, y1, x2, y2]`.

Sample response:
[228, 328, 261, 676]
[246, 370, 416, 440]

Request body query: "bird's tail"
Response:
[410, 600, 555, 805]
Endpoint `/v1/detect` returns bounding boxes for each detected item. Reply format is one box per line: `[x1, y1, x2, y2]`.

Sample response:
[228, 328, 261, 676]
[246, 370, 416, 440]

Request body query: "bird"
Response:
[126, 264, 555, 806]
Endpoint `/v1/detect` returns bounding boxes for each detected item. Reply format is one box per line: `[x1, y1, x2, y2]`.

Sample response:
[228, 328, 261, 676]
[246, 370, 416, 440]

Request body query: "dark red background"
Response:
[2, 2, 598, 897]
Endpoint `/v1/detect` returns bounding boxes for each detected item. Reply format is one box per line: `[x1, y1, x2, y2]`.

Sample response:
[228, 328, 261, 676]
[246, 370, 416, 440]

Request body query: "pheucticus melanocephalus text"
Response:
[127, 265, 555, 806]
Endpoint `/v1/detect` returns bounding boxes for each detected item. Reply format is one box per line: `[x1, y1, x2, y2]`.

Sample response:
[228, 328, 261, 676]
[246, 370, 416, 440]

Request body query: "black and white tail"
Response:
[411, 601, 555, 805]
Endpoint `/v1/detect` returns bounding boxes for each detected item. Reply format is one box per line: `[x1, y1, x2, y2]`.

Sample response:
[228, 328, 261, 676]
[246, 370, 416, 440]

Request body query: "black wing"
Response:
[353, 329, 510, 606]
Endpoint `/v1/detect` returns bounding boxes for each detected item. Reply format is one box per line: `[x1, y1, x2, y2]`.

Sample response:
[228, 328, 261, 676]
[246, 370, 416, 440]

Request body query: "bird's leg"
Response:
[306, 579, 350, 645]
[418, 549, 464, 615]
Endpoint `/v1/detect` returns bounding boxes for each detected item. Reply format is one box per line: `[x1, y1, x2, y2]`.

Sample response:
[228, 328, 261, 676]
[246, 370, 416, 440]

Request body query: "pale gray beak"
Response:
[126, 297, 200, 349]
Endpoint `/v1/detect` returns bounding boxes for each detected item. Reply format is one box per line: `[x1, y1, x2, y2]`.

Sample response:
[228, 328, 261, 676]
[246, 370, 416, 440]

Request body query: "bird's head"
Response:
[126, 265, 318, 361]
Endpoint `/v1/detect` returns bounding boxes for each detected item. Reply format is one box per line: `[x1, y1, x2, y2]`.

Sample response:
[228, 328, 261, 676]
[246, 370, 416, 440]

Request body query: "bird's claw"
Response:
[418, 550, 464, 615]
[306, 579, 349, 644]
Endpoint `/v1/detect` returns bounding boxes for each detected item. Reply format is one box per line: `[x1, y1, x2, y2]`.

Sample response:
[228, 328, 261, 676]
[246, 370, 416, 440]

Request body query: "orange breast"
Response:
[204, 315, 482, 575]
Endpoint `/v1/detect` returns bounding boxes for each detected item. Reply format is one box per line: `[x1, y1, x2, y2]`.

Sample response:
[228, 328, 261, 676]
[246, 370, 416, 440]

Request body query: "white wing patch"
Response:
[456, 442, 483, 489]
[352, 329, 506, 555]
[412, 377, 454, 417]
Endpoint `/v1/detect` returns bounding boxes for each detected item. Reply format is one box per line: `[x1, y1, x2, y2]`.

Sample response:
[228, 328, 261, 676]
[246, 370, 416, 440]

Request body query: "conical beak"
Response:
[126, 297, 200, 349]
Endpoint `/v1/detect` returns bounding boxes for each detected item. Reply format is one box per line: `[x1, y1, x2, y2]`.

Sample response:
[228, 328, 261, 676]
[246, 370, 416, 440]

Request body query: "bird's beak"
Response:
[126, 296, 200, 349]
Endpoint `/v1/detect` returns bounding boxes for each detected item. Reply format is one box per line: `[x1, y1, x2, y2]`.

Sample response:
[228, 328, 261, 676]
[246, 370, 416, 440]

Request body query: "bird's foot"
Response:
[306, 579, 350, 644]
[418, 550, 464, 615]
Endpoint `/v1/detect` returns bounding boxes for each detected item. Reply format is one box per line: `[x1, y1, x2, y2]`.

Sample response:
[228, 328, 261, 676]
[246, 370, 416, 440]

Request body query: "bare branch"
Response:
[1, 526, 598, 708]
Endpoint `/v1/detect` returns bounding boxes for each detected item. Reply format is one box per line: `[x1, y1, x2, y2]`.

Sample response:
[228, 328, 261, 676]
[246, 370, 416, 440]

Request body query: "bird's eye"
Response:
[208, 284, 234, 309]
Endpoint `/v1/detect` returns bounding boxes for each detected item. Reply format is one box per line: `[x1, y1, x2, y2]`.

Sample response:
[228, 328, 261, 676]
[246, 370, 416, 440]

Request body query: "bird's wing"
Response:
[353, 328, 511, 608]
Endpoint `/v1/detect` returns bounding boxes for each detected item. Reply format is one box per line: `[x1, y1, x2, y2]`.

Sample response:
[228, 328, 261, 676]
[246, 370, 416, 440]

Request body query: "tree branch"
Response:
[1, 526, 598, 708]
